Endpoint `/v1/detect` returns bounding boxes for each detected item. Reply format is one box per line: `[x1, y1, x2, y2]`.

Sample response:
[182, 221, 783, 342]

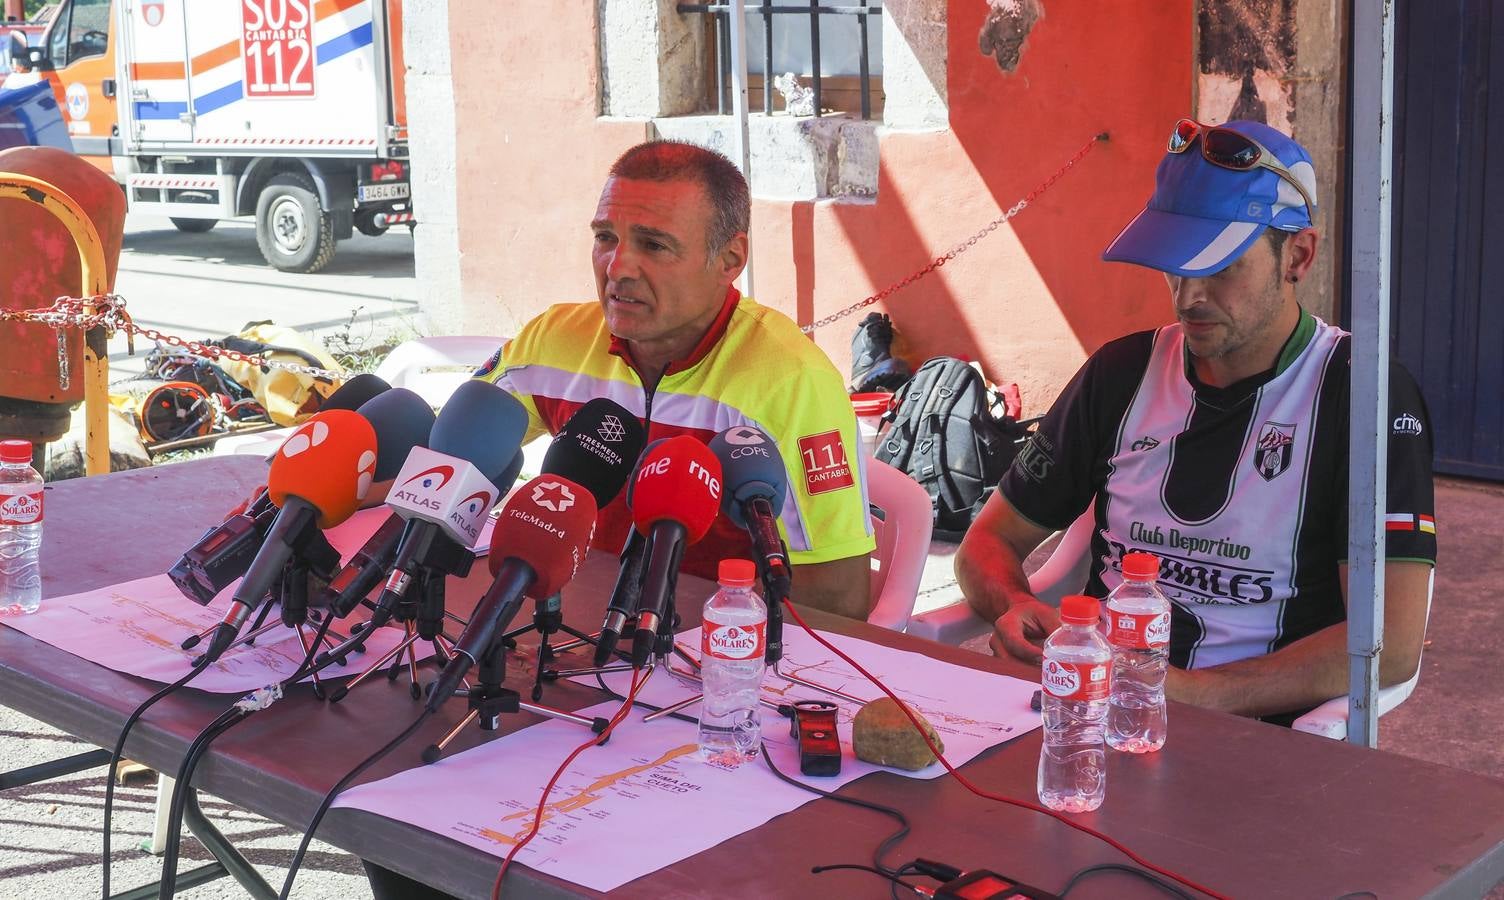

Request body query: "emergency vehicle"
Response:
[4, 0, 411, 273]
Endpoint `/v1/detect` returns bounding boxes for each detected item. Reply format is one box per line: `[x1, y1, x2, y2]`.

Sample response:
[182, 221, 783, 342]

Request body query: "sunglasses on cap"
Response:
[1168, 118, 1317, 221]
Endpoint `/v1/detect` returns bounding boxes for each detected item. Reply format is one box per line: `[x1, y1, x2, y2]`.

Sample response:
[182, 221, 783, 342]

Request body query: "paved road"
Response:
[105, 214, 420, 383]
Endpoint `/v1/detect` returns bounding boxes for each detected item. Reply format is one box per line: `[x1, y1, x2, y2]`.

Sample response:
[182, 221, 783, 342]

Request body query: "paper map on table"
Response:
[335, 628, 1039, 892]
[335, 699, 827, 893]
[1, 573, 430, 693]
[582, 624, 1042, 789]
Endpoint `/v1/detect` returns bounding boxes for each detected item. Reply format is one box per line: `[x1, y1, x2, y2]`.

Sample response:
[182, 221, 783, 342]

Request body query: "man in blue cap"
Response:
[956, 120, 1437, 722]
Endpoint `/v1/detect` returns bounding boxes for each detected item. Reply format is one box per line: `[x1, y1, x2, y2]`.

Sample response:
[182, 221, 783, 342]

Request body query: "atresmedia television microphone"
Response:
[627, 436, 723, 668]
[709, 424, 791, 662]
[369, 381, 528, 627]
[202, 409, 378, 660]
[166, 375, 395, 605]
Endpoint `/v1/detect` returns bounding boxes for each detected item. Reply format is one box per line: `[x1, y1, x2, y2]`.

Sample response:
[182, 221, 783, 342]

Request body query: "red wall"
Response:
[448, 0, 1191, 411]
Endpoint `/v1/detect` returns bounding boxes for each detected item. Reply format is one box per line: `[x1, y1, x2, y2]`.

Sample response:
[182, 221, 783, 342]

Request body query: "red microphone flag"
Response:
[489, 475, 599, 599]
[629, 435, 722, 543]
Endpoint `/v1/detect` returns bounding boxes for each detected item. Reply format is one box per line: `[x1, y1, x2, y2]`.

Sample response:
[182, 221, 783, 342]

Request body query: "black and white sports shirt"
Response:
[1000, 312, 1437, 669]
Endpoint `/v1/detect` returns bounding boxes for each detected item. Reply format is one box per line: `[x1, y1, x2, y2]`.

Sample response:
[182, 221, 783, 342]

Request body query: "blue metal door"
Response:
[1388, 0, 1504, 480]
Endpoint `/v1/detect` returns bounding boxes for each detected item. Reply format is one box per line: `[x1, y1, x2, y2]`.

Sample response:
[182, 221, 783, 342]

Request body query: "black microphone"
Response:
[592, 528, 648, 666]
[626, 437, 723, 668]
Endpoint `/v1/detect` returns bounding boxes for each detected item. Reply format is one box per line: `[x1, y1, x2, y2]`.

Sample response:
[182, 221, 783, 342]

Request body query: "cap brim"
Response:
[1102, 207, 1267, 277]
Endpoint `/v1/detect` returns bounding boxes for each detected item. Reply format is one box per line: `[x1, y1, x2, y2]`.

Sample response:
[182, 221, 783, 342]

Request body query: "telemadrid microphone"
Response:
[166, 376, 394, 605]
[369, 381, 528, 627]
[709, 424, 792, 663]
[203, 409, 378, 661]
[627, 436, 723, 668]
[426, 474, 598, 711]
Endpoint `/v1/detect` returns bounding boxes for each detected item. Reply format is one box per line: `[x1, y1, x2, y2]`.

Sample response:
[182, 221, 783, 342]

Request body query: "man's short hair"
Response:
[608, 141, 750, 256]
[1266, 228, 1290, 257]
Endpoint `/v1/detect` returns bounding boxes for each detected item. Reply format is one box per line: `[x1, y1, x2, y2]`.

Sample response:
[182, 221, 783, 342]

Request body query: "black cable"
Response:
[278, 708, 435, 899]
[811, 862, 918, 891]
[592, 674, 913, 877]
[102, 655, 213, 899]
[157, 706, 245, 899]
[891, 862, 922, 900]
[158, 613, 337, 897]
[1058, 863, 1198, 900]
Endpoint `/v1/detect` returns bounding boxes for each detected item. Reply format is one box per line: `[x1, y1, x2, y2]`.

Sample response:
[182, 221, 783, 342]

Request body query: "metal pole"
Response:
[1346, 0, 1396, 748]
[727, 0, 755, 298]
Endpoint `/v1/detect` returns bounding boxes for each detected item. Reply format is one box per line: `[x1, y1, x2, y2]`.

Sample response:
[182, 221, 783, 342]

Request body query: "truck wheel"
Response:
[170, 217, 216, 233]
[255, 172, 336, 274]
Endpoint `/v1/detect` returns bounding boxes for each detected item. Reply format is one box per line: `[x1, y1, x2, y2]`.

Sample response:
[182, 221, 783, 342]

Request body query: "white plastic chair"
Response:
[372, 335, 507, 409]
[904, 503, 1096, 644]
[1291, 569, 1434, 739]
[864, 459, 935, 633]
[212, 336, 506, 459]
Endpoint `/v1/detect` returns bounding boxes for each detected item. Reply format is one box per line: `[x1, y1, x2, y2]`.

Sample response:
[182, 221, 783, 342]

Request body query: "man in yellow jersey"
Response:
[476, 140, 876, 619]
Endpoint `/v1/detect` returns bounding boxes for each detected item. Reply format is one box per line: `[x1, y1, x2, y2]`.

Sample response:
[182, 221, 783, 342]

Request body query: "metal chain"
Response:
[798, 133, 1107, 335]
[0, 293, 344, 381]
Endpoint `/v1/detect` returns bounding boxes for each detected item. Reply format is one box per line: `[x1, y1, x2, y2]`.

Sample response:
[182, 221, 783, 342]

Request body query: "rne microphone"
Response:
[426, 474, 598, 711]
[370, 381, 528, 627]
[709, 424, 792, 662]
[166, 375, 394, 605]
[203, 409, 378, 661]
[627, 436, 723, 668]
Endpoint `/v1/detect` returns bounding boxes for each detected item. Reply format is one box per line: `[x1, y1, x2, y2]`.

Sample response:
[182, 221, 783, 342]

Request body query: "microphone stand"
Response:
[421, 626, 618, 765]
[325, 534, 474, 704]
[500, 592, 606, 702]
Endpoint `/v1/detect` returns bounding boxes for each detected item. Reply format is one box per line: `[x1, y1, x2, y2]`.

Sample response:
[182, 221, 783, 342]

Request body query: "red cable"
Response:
[780, 601, 1232, 900]
[491, 668, 647, 900]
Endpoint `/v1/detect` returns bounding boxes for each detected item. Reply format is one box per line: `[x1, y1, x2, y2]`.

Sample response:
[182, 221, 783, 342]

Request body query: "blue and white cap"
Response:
[1102, 120, 1318, 277]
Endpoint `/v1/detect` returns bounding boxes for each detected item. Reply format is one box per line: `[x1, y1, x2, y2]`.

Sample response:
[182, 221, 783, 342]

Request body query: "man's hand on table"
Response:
[988, 598, 1060, 665]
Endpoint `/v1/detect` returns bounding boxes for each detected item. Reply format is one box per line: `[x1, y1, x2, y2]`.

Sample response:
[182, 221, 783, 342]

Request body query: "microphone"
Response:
[532, 399, 647, 665]
[540, 398, 647, 506]
[166, 376, 395, 605]
[368, 381, 528, 627]
[627, 436, 723, 668]
[203, 409, 378, 661]
[312, 389, 436, 617]
[426, 474, 598, 710]
[709, 425, 791, 663]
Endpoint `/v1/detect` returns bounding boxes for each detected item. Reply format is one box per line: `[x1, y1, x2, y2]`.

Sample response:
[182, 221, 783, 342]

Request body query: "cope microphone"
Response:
[202, 409, 378, 661]
[369, 381, 528, 627]
[426, 474, 598, 711]
[709, 424, 792, 663]
[166, 375, 394, 606]
[627, 436, 723, 668]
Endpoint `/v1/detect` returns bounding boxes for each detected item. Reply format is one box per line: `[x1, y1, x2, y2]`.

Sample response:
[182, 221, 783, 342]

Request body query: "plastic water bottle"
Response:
[698, 559, 767, 766]
[0, 440, 44, 616]
[1106, 552, 1170, 753]
[1038, 595, 1111, 812]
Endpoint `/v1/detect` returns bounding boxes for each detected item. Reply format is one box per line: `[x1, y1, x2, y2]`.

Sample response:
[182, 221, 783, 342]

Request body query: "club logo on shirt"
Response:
[1253, 421, 1296, 482]
[1130, 435, 1161, 452]
[1393, 413, 1424, 436]
[1013, 433, 1055, 483]
[798, 430, 854, 495]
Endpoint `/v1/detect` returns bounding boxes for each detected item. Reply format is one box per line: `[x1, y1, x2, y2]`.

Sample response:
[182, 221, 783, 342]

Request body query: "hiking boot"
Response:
[849, 313, 911, 393]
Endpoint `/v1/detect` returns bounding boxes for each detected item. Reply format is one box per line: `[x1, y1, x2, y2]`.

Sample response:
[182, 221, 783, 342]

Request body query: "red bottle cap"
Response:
[0, 440, 32, 464]
[1123, 552, 1160, 581]
[1059, 594, 1101, 625]
[718, 558, 756, 587]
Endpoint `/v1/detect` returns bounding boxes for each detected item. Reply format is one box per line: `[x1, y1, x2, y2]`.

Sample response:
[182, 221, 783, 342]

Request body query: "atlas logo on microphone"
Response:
[391, 464, 456, 511]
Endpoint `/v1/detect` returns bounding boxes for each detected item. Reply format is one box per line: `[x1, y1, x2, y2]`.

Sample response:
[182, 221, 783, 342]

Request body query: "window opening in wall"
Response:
[677, 1, 883, 119]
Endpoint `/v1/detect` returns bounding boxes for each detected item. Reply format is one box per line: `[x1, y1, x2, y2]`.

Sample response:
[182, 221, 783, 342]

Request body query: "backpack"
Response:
[874, 357, 1031, 540]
